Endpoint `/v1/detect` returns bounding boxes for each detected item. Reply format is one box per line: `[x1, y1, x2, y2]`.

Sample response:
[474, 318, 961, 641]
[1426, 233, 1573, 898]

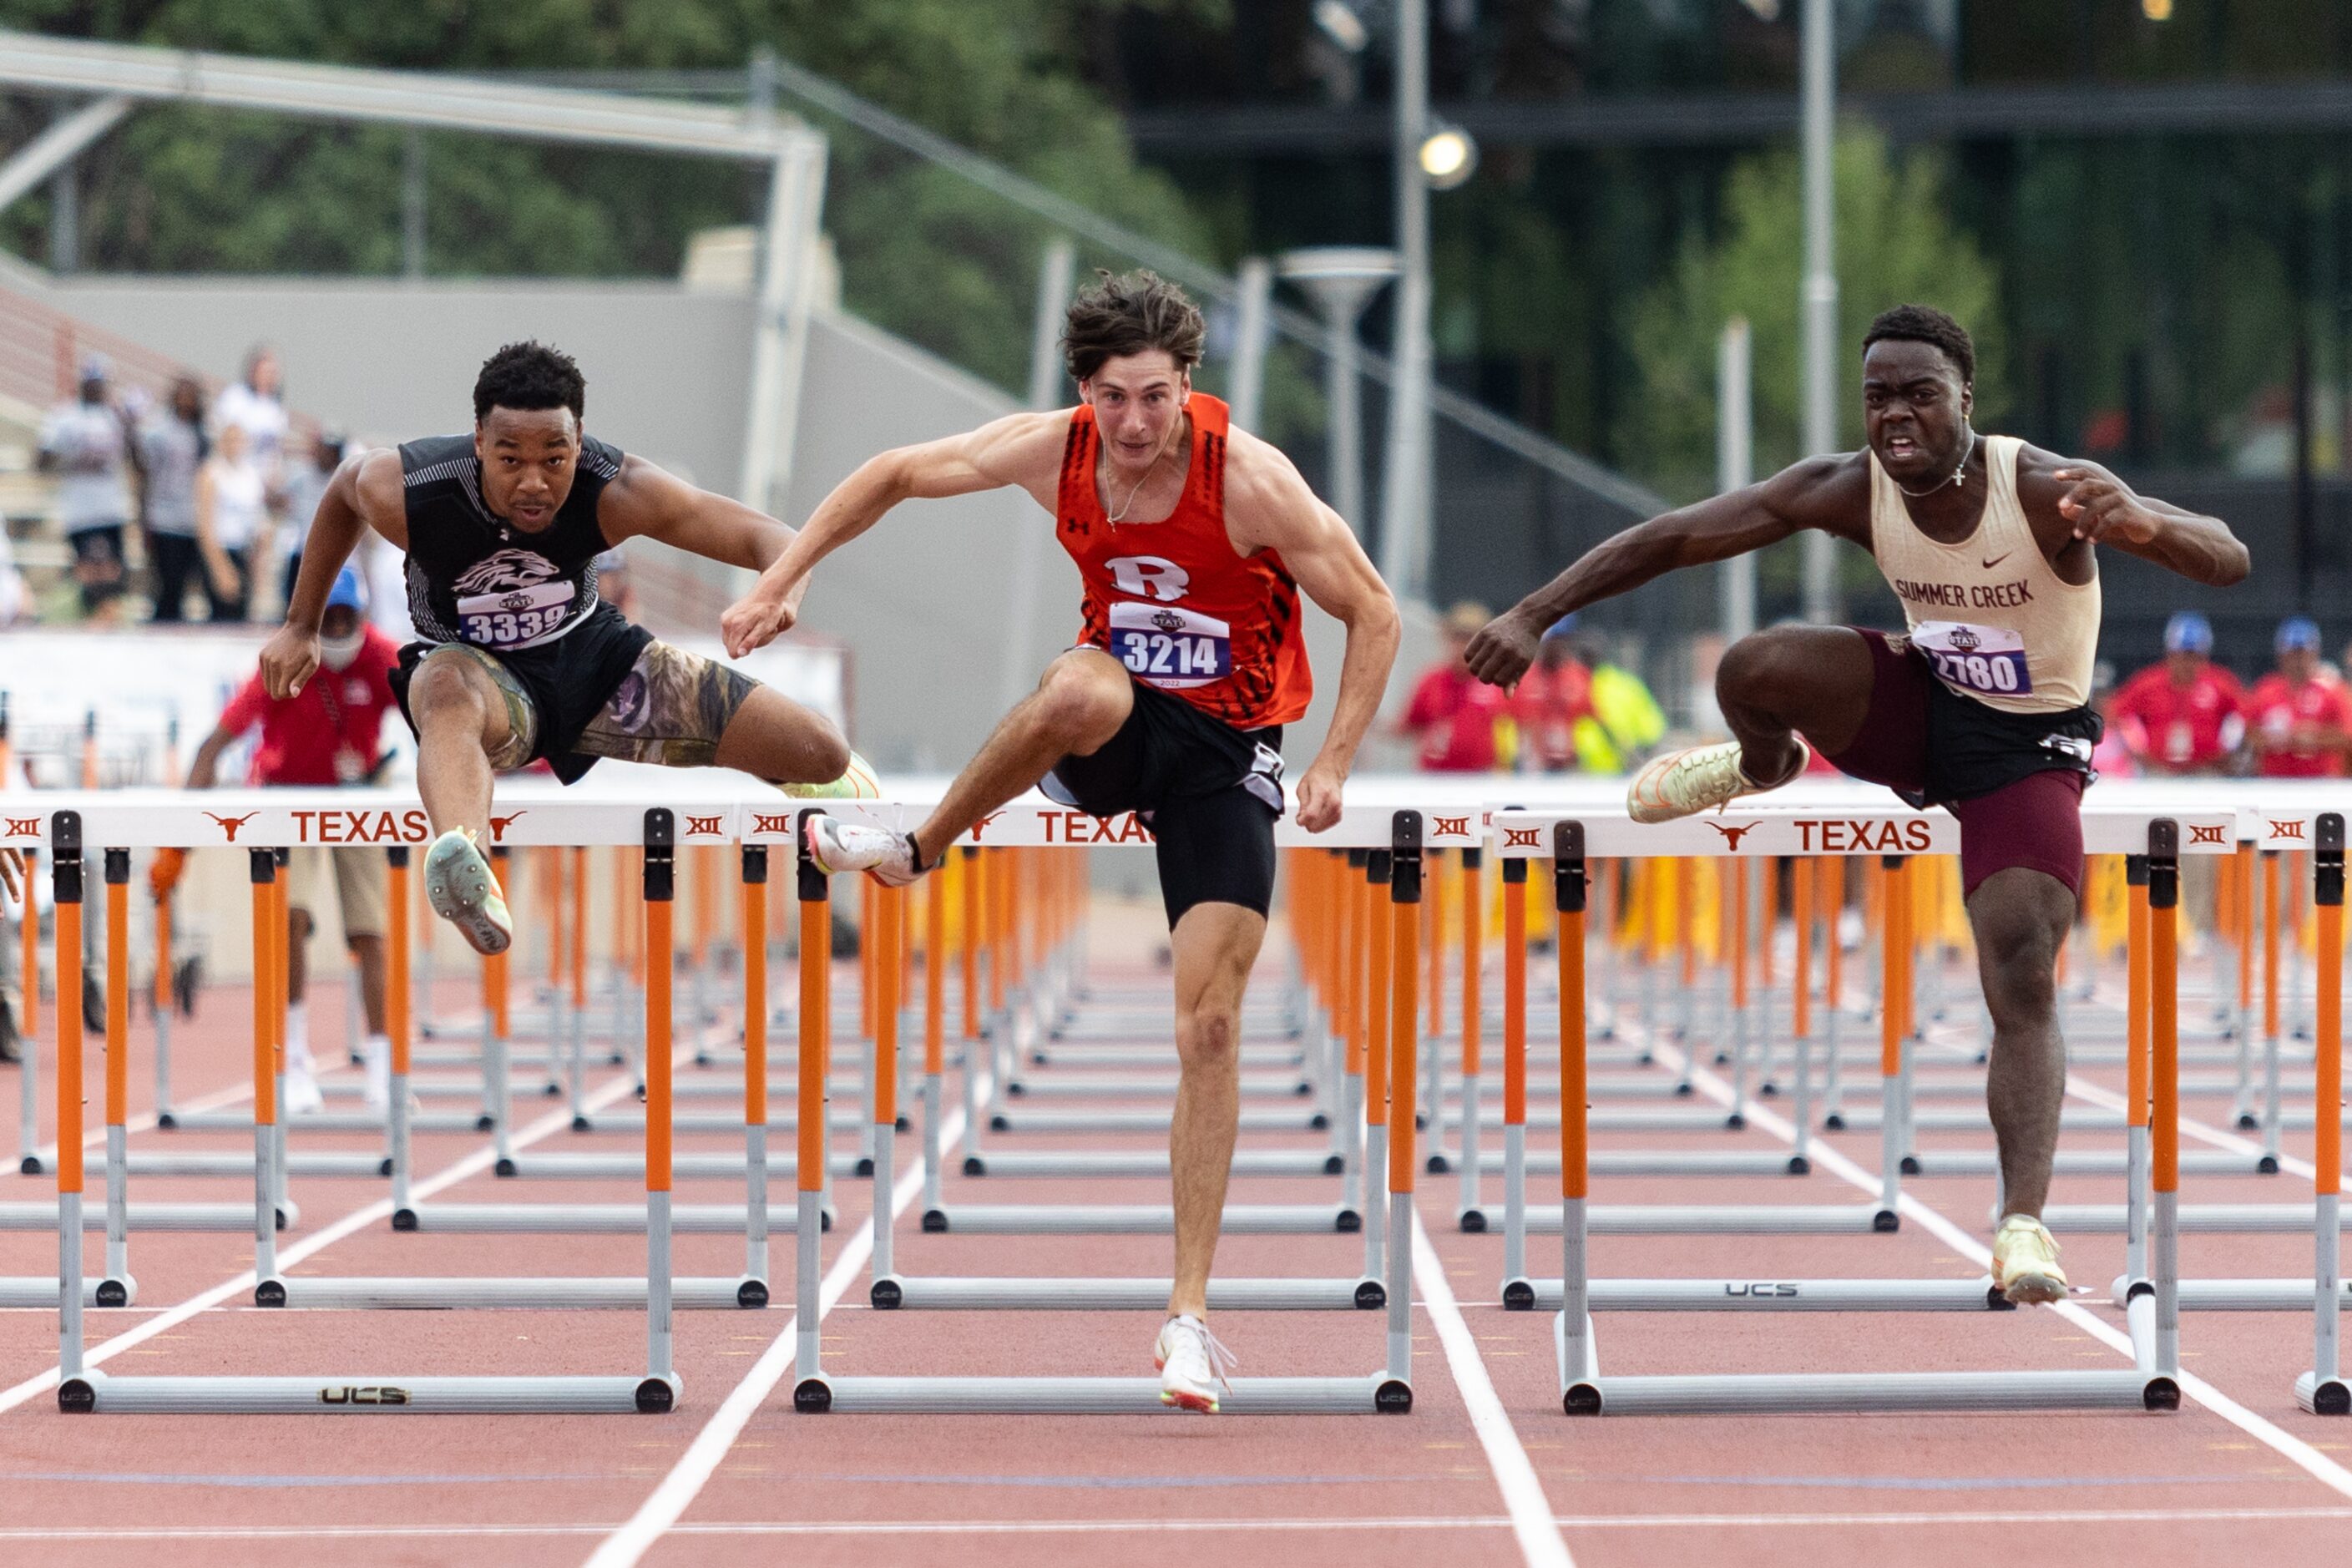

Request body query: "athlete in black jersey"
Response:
[261, 342, 875, 955]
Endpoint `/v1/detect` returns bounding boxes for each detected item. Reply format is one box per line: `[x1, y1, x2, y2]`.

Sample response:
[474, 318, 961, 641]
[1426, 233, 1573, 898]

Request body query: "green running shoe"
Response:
[423, 827, 513, 956]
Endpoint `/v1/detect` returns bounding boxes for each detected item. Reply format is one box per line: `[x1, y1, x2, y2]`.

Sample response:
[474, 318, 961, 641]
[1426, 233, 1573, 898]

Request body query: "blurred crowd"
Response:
[2099, 610, 2352, 781]
[5, 344, 404, 637]
[1399, 602, 1666, 775]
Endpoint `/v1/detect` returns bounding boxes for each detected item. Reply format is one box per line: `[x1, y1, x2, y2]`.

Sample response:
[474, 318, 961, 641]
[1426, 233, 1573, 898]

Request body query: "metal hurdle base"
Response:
[2107, 1273, 2352, 1310]
[496, 1151, 862, 1181]
[394, 1201, 827, 1234]
[794, 1373, 1406, 1415]
[1516, 1277, 2008, 1313]
[263, 1275, 767, 1309]
[870, 1274, 1383, 1311]
[0, 1277, 134, 1308]
[59, 1369, 681, 1414]
[0, 1200, 285, 1232]
[2052, 1204, 2349, 1234]
[2297, 1372, 2351, 1416]
[918, 1203, 1358, 1235]
[961, 1150, 1345, 1178]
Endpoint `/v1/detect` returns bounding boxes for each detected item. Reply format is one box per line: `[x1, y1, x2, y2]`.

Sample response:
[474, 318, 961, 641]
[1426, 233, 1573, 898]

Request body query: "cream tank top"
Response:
[1868, 434, 2098, 716]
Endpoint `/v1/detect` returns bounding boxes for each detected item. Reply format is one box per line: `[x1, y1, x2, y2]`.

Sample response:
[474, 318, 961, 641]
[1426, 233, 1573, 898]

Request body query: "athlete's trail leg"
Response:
[712, 685, 852, 786]
[1970, 867, 2073, 1219]
[349, 934, 389, 1036]
[1714, 625, 1879, 785]
[911, 650, 1133, 864]
[407, 651, 510, 843]
[1167, 902, 1267, 1320]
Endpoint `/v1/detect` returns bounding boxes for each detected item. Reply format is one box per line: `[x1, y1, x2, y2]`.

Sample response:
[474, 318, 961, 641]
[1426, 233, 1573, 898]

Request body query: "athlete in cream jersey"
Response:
[1467, 305, 2248, 1306]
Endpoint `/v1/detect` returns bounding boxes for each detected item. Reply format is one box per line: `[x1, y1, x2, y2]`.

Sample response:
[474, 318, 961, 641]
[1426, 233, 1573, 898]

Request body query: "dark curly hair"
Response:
[1862, 304, 1975, 387]
[473, 341, 586, 423]
[1061, 270, 1206, 383]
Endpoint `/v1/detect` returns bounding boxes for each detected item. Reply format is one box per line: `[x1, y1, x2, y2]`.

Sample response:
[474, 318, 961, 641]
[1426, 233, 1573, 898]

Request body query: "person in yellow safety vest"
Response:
[1562, 628, 1667, 773]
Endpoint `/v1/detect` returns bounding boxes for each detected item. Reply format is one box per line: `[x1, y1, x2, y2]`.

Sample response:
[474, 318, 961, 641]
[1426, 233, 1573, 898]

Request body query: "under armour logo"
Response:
[488, 812, 527, 842]
[1105, 555, 1190, 603]
[2271, 819, 2308, 841]
[969, 812, 1005, 842]
[752, 812, 792, 836]
[685, 815, 724, 837]
[1707, 822, 1758, 851]
[207, 812, 260, 842]
[1433, 815, 1470, 837]
[2188, 824, 2228, 847]
[3, 817, 36, 837]
[1503, 827, 1542, 850]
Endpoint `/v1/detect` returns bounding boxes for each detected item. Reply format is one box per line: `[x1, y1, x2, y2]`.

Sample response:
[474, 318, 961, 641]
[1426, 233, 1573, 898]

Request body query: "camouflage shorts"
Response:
[426, 639, 755, 771]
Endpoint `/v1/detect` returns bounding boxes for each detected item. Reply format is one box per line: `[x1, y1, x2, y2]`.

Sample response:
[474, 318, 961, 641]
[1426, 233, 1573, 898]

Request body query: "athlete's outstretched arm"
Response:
[261, 450, 400, 700]
[720, 412, 1068, 658]
[1226, 435, 1401, 834]
[599, 456, 797, 575]
[1464, 456, 1863, 689]
[2036, 460, 2249, 588]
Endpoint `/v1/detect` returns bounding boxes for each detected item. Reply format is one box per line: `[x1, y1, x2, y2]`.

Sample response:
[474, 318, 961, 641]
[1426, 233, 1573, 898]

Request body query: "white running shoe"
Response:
[805, 816, 925, 888]
[1626, 738, 1808, 825]
[424, 828, 513, 956]
[1992, 1214, 2070, 1305]
[1154, 1313, 1237, 1414]
[781, 751, 883, 800]
[282, 1064, 325, 1117]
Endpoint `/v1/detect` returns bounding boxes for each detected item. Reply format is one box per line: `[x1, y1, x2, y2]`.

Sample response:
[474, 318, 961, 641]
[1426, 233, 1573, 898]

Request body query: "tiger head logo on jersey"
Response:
[453, 549, 563, 597]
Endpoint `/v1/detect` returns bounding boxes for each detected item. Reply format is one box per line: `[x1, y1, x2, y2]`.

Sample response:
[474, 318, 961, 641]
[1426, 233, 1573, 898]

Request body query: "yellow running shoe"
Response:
[781, 749, 881, 800]
[1626, 738, 1808, 824]
[1993, 1214, 2069, 1304]
[422, 827, 513, 957]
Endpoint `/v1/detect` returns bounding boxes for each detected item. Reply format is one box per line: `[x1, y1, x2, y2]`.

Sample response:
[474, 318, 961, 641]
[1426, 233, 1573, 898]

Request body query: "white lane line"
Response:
[1411, 1209, 1577, 1568]
[584, 1101, 962, 1568]
[0, 1069, 642, 1415]
[1641, 1029, 2352, 1504]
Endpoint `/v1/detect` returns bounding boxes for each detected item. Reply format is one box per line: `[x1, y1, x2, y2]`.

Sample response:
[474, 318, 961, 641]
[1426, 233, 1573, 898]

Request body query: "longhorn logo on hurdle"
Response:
[1707, 821, 1758, 851]
[205, 812, 260, 842]
[2188, 824, 2229, 847]
[969, 812, 1006, 842]
[488, 811, 528, 842]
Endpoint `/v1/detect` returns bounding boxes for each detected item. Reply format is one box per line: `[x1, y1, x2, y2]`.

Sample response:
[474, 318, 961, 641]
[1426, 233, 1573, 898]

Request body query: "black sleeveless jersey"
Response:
[397, 432, 625, 650]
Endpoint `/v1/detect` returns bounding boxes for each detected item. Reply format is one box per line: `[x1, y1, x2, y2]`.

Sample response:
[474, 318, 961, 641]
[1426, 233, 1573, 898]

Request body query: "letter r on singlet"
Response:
[1105, 555, 1191, 602]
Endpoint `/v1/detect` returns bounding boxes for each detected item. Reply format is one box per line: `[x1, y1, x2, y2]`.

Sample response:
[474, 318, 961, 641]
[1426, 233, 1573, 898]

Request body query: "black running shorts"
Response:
[1042, 675, 1286, 928]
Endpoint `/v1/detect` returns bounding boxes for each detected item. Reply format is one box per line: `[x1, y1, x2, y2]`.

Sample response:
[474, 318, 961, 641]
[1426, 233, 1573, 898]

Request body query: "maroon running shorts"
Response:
[1818, 629, 2088, 901]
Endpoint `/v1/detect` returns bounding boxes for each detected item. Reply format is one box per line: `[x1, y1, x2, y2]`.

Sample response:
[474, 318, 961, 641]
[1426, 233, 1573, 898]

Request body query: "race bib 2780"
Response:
[1914, 620, 2032, 697]
[1108, 600, 1232, 690]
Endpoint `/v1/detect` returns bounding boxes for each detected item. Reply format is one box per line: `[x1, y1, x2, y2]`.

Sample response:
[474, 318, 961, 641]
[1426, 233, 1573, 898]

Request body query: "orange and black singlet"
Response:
[1055, 392, 1313, 731]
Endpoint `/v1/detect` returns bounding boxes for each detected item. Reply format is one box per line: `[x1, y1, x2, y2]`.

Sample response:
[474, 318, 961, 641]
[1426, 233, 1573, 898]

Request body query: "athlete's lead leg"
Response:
[911, 650, 1133, 865]
[1713, 625, 1879, 783]
[406, 651, 512, 843]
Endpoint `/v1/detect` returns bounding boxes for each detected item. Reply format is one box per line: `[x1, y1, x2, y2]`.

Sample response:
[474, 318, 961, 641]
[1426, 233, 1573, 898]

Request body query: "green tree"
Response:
[1616, 128, 2006, 505]
[0, 1, 1225, 394]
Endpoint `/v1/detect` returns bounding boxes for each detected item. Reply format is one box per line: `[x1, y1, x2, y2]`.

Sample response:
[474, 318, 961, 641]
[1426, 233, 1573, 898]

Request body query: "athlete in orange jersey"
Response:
[723, 271, 1400, 1411]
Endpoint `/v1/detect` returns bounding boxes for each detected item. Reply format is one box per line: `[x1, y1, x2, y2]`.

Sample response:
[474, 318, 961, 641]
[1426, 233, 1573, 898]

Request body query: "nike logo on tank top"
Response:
[1055, 392, 1313, 730]
[1869, 433, 2098, 715]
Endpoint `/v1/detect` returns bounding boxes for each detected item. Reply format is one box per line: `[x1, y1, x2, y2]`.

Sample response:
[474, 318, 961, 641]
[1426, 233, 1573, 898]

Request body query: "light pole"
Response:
[1278, 245, 1398, 535]
[1799, 0, 1840, 624]
[1718, 317, 1756, 645]
[1378, 0, 1433, 599]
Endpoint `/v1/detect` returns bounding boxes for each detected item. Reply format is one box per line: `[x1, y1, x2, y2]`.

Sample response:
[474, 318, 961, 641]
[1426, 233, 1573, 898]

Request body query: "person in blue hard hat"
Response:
[2109, 612, 2244, 776]
[2246, 615, 2350, 779]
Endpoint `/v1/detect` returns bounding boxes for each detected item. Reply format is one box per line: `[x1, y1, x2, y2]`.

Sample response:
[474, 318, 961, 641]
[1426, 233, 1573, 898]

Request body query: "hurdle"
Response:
[55, 793, 684, 1413]
[798, 809, 1431, 1414]
[1530, 812, 2184, 1415]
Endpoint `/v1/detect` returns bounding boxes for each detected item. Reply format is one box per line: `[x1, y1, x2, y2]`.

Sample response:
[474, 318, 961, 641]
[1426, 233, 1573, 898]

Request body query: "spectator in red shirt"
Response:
[1401, 602, 1513, 771]
[179, 569, 399, 1112]
[2109, 612, 2245, 776]
[1510, 617, 1595, 772]
[2246, 616, 2350, 778]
